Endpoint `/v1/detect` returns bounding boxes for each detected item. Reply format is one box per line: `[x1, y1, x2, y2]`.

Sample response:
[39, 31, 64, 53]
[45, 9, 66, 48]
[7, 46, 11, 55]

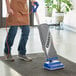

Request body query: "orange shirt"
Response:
[6, 0, 30, 26]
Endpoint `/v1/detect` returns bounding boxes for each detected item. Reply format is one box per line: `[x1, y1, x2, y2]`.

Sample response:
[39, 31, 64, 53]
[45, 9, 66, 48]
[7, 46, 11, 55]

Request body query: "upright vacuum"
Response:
[37, 23, 64, 70]
[32, 1, 64, 70]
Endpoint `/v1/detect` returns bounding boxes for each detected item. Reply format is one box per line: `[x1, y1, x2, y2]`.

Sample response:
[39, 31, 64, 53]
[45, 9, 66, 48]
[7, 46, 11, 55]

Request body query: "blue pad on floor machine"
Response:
[43, 57, 64, 70]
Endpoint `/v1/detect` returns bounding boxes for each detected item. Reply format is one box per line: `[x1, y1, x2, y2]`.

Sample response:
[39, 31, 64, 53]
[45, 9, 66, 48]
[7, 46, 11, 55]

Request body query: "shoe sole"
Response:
[5, 58, 15, 62]
[18, 56, 32, 62]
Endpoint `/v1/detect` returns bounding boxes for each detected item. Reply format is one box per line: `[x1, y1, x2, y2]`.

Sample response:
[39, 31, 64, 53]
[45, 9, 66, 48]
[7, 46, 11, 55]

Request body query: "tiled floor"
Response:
[0, 61, 21, 76]
[0, 26, 76, 76]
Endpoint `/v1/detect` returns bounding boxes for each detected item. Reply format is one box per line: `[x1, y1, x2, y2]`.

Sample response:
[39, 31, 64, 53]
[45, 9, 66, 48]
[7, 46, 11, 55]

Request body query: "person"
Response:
[4, 0, 34, 61]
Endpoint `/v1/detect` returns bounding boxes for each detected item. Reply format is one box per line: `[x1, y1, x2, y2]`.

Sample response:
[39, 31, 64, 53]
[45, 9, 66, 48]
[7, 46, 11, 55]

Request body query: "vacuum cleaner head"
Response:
[43, 57, 64, 70]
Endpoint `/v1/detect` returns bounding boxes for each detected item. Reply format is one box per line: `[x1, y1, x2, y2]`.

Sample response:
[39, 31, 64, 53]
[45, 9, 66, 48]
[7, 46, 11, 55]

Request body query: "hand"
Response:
[7, 8, 14, 15]
[32, 1, 39, 13]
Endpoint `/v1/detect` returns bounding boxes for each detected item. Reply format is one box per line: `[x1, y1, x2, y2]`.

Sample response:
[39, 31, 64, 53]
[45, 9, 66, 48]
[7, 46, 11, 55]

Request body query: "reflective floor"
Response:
[0, 26, 76, 76]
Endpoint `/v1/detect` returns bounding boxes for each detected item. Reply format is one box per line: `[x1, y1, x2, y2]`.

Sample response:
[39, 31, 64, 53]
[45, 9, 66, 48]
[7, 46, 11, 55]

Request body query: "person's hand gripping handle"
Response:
[32, 1, 40, 24]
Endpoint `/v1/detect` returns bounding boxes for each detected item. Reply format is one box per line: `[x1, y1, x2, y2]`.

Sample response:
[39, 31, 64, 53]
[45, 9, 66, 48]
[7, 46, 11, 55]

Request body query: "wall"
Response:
[2, 0, 7, 18]
[0, 0, 2, 27]
[72, 0, 76, 10]
[63, 0, 76, 28]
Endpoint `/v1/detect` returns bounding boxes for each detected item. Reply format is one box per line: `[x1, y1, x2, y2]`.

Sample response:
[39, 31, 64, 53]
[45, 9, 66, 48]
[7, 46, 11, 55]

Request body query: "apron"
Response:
[6, 0, 30, 26]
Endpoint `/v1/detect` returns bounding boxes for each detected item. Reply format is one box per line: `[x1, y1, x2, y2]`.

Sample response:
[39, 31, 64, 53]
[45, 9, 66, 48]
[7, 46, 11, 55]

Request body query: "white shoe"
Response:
[4, 53, 14, 61]
[18, 54, 32, 61]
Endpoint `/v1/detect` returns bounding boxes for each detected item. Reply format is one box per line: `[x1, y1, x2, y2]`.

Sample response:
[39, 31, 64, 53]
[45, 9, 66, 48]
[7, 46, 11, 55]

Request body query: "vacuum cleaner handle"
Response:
[32, 1, 40, 24]
[35, 12, 40, 25]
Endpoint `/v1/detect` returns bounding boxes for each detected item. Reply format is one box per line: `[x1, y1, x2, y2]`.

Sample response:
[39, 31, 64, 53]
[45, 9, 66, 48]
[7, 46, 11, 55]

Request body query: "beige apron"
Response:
[6, 0, 30, 26]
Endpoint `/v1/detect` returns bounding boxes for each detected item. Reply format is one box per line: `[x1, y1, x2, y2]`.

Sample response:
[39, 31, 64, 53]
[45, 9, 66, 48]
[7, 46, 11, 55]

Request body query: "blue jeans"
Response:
[4, 25, 30, 55]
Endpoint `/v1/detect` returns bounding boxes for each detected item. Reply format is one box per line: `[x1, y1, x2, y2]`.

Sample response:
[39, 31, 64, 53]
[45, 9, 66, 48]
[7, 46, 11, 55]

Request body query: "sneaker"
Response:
[4, 53, 14, 61]
[18, 54, 32, 61]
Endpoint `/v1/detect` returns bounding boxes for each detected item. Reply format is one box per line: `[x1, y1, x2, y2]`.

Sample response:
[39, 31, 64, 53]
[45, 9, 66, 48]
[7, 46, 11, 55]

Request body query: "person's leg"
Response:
[4, 26, 18, 55]
[18, 25, 30, 55]
[18, 25, 32, 61]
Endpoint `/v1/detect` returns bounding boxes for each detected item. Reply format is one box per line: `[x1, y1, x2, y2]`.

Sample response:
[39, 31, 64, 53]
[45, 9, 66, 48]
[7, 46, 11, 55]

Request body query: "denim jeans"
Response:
[4, 25, 30, 55]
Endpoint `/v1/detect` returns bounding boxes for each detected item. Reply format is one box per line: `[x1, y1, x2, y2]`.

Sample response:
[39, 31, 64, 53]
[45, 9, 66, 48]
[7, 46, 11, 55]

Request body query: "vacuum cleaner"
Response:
[32, 1, 64, 71]
[37, 24, 64, 70]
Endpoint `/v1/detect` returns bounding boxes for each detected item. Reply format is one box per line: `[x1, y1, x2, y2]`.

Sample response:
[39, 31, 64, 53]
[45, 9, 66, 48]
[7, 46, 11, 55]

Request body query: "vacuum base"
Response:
[43, 60, 64, 70]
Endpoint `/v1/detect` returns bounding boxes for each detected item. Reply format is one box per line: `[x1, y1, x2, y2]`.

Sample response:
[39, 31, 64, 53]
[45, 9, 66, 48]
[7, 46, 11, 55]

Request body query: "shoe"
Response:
[4, 53, 14, 61]
[18, 54, 32, 61]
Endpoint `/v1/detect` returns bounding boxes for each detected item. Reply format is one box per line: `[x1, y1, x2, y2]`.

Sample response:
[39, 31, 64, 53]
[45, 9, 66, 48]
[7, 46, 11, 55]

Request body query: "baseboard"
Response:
[63, 24, 76, 32]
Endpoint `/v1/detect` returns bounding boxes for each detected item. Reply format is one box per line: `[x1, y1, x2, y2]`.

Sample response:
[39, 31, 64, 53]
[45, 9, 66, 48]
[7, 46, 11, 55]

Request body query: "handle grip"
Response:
[32, 1, 39, 13]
